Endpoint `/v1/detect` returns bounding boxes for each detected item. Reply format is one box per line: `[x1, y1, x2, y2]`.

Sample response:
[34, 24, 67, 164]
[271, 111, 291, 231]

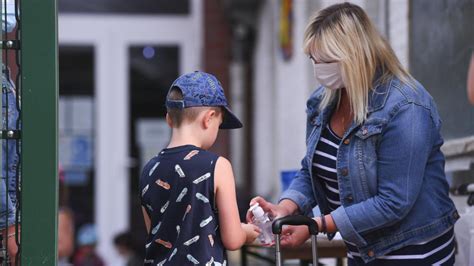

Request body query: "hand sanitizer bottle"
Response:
[249, 203, 274, 245]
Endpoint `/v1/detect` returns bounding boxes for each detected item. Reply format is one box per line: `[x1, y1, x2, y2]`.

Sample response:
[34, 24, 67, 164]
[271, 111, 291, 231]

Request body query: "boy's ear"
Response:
[202, 109, 216, 129]
[166, 113, 173, 128]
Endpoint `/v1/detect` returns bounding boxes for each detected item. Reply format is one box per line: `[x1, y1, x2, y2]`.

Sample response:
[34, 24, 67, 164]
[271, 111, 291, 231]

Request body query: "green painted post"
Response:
[20, 0, 58, 265]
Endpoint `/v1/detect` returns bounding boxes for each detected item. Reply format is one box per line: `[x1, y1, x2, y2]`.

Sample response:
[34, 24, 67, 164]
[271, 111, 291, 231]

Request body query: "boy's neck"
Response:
[167, 126, 204, 149]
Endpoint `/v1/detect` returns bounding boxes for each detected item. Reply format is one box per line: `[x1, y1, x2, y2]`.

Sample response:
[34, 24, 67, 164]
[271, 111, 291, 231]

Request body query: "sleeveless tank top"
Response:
[140, 145, 227, 265]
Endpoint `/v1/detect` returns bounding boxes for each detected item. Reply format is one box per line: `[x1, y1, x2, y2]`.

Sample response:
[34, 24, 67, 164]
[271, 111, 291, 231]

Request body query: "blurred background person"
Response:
[73, 224, 105, 266]
[59, 167, 75, 265]
[113, 232, 142, 266]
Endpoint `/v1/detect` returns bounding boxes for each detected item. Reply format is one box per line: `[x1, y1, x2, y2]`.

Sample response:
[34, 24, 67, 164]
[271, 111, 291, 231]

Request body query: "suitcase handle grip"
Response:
[272, 215, 319, 235]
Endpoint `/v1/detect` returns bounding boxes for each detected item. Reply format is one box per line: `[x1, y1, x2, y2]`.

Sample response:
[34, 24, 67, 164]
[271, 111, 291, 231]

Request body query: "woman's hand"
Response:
[246, 196, 294, 222]
[280, 225, 310, 248]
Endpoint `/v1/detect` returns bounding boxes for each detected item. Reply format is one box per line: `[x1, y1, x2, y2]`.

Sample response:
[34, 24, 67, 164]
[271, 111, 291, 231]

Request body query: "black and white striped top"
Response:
[312, 125, 342, 211]
[312, 125, 455, 265]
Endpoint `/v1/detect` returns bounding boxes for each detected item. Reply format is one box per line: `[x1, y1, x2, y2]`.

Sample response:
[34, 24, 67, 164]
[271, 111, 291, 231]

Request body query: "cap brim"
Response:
[220, 106, 243, 129]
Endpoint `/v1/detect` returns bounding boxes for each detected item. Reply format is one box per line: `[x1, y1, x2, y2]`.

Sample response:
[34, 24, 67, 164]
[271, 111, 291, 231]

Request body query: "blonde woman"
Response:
[248, 3, 458, 265]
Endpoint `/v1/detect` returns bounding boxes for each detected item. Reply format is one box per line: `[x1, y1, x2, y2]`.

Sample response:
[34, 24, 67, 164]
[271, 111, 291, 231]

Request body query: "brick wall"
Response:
[204, 0, 232, 158]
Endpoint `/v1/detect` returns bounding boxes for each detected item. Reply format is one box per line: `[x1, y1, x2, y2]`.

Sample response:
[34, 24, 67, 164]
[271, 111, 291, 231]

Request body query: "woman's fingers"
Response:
[249, 196, 267, 206]
[246, 196, 271, 222]
[246, 196, 287, 222]
[246, 206, 255, 223]
[280, 226, 295, 247]
[279, 225, 310, 248]
[257, 198, 274, 211]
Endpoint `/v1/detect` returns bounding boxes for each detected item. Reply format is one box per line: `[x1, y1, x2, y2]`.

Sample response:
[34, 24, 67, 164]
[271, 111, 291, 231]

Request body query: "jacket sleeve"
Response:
[331, 103, 434, 246]
[279, 155, 316, 216]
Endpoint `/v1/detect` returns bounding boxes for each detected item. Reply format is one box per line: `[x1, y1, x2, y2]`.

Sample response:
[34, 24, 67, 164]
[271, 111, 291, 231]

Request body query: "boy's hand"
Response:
[241, 223, 261, 244]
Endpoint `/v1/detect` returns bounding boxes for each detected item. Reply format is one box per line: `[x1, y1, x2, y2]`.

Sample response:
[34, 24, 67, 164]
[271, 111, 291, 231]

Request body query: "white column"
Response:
[388, 0, 409, 69]
[95, 37, 130, 265]
[191, 0, 203, 71]
[253, 0, 312, 201]
[253, 0, 277, 198]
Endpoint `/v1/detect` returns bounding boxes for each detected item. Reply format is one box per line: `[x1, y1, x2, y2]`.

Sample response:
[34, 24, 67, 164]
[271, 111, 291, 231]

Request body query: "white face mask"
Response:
[313, 62, 344, 90]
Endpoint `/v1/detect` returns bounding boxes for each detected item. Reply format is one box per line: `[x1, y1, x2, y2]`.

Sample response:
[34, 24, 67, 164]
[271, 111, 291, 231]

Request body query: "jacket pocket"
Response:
[352, 119, 386, 198]
[354, 121, 384, 161]
[354, 123, 383, 140]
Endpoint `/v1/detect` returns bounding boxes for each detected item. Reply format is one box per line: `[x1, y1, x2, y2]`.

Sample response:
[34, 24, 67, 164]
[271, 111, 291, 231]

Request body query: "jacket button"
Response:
[362, 128, 368, 135]
[343, 138, 350, 145]
[341, 168, 348, 176]
[367, 250, 375, 257]
[346, 195, 353, 203]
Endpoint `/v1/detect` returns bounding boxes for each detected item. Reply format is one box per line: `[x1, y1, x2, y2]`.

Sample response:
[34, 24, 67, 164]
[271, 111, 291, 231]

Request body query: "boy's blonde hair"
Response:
[304, 2, 414, 124]
[167, 87, 222, 128]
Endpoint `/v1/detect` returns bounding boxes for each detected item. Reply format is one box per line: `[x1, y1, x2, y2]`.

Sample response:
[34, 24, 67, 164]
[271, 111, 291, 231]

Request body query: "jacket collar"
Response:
[367, 75, 393, 114]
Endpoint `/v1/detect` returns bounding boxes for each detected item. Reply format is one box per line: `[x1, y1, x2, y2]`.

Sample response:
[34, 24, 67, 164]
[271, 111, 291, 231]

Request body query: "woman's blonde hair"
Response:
[304, 2, 413, 124]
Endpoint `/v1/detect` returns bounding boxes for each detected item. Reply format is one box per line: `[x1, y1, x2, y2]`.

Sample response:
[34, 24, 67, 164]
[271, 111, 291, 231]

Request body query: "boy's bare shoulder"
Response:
[214, 157, 234, 181]
[215, 156, 232, 169]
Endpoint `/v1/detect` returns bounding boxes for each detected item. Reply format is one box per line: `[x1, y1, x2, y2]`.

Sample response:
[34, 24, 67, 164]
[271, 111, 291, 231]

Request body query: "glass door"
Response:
[58, 45, 96, 234]
[128, 45, 180, 250]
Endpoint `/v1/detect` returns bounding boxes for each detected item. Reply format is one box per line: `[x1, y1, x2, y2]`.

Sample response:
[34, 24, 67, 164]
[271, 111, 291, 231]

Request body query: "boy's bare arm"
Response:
[468, 52, 474, 104]
[215, 157, 259, 250]
[58, 210, 74, 258]
[142, 206, 151, 234]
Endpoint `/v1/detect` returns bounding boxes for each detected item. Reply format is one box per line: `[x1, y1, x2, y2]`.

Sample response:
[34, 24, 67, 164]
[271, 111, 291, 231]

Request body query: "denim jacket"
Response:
[0, 68, 19, 229]
[0, 0, 19, 229]
[280, 76, 459, 263]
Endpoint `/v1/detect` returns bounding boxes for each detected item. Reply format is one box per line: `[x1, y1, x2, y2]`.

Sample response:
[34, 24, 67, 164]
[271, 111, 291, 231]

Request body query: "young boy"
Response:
[139, 71, 260, 265]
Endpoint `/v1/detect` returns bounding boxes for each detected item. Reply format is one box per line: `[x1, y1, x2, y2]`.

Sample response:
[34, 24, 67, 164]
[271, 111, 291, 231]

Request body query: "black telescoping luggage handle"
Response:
[272, 215, 319, 235]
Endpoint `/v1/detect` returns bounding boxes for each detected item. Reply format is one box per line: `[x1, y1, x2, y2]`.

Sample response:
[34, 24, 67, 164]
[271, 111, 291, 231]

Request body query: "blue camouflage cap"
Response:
[166, 71, 243, 129]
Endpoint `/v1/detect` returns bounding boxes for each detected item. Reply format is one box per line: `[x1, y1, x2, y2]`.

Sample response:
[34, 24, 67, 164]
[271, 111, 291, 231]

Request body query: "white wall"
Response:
[388, 0, 409, 69]
[273, 0, 312, 191]
[253, 0, 311, 200]
[253, 0, 277, 198]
